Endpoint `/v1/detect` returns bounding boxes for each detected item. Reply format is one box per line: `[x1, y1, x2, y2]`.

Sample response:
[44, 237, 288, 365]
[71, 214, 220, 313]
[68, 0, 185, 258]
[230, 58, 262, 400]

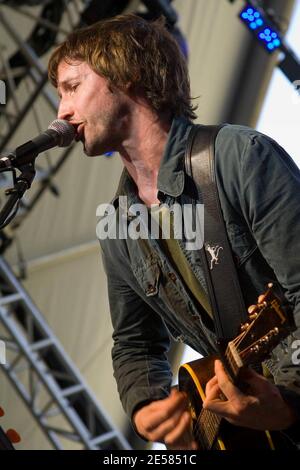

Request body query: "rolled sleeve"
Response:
[100, 239, 172, 420]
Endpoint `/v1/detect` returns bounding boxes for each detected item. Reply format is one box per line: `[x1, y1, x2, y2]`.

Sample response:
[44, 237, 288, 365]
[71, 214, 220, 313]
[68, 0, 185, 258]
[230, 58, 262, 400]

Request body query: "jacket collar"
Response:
[112, 116, 194, 207]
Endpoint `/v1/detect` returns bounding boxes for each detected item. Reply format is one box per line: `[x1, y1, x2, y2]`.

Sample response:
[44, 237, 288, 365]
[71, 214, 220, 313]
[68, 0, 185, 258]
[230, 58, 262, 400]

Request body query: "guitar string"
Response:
[192, 314, 258, 447]
[232, 331, 247, 348]
[192, 301, 276, 448]
[192, 344, 248, 450]
[193, 409, 211, 449]
[194, 407, 221, 449]
[191, 346, 235, 448]
[195, 410, 215, 445]
[194, 419, 212, 449]
[237, 335, 270, 359]
[192, 348, 235, 447]
[199, 415, 220, 449]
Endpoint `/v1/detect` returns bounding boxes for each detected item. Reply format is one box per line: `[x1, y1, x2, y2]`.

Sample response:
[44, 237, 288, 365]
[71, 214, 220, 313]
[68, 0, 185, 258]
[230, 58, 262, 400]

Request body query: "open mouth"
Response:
[75, 123, 85, 142]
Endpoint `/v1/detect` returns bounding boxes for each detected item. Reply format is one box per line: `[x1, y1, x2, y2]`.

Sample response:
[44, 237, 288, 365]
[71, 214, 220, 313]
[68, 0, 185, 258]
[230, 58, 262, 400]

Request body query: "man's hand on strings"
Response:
[202, 359, 296, 430]
[133, 389, 198, 450]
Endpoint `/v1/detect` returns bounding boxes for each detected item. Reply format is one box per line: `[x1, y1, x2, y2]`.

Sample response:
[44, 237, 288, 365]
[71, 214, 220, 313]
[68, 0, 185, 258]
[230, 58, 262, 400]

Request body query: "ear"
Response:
[108, 81, 132, 94]
[124, 82, 132, 91]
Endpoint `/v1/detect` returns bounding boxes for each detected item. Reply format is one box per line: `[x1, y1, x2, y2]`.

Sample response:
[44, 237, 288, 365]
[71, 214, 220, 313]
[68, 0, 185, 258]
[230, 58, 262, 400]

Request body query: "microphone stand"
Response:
[0, 162, 36, 230]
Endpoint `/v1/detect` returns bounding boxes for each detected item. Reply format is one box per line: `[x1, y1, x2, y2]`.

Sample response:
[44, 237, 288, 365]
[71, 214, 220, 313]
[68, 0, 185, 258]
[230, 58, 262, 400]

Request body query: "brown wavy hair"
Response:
[48, 14, 197, 120]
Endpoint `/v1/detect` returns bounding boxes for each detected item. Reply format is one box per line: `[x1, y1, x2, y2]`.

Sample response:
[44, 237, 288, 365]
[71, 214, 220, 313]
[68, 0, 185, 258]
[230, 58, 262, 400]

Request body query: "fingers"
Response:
[204, 381, 221, 403]
[204, 375, 219, 400]
[203, 360, 247, 420]
[213, 360, 244, 401]
[164, 411, 197, 450]
[201, 359, 294, 430]
[203, 361, 262, 426]
[146, 389, 188, 432]
[148, 404, 189, 442]
[134, 389, 192, 445]
[144, 391, 197, 449]
[205, 375, 218, 392]
[240, 367, 279, 397]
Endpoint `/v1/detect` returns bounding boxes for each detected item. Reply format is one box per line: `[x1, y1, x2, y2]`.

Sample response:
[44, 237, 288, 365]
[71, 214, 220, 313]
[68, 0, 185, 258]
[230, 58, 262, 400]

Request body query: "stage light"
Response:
[239, 3, 281, 53]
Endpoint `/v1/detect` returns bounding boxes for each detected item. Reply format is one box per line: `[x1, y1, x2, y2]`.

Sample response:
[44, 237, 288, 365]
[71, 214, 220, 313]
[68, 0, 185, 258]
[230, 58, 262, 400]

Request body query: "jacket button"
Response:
[168, 272, 177, 282]
[176, 335, 184, 342]
[146, 285, 156, 295]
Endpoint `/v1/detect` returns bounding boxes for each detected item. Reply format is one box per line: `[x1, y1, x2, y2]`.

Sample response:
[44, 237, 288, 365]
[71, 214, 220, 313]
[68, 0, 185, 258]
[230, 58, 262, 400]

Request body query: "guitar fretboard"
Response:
[196, 408, 222, 450]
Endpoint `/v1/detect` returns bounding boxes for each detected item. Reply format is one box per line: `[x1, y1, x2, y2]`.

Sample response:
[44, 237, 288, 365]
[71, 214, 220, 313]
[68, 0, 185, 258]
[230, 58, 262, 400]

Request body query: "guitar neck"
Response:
[180, 284, 295, 450]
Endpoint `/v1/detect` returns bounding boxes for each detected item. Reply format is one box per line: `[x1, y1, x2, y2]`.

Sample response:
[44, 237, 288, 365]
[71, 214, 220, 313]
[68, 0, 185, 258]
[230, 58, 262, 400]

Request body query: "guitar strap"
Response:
[185, 124, 248, 343]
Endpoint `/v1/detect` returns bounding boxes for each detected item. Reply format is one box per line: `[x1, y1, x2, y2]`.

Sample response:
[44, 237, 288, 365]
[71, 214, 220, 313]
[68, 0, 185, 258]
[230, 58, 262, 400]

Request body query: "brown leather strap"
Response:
[185, 124, 248, 342]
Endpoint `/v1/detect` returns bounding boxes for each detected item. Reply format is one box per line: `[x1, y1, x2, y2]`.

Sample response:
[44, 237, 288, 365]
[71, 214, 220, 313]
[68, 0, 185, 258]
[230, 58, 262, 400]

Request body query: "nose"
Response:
[57, 97, 74, 121]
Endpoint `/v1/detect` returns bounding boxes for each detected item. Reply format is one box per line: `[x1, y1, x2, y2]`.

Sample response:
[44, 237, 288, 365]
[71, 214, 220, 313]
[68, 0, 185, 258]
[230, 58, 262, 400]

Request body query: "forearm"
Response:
[112, 341, 172, 419]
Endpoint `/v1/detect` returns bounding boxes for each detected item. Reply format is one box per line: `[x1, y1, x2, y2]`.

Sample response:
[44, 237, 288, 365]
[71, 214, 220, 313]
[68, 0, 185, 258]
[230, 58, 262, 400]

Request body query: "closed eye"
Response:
[70, 83, 79, 94]
[57, 80, 80, 98]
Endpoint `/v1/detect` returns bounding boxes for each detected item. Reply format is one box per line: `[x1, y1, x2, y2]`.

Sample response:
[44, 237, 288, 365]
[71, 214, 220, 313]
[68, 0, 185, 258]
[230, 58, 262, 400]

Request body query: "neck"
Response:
[118, 105, 171, 205]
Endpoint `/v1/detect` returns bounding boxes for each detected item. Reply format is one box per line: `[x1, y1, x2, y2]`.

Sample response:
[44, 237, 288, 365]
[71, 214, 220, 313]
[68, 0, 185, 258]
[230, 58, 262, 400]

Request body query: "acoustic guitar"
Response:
[179, 284, 297, 449]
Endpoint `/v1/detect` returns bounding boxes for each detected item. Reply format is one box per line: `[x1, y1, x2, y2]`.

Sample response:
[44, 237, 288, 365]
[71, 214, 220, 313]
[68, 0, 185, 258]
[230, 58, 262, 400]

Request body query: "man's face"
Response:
[57, 60, 130, 156]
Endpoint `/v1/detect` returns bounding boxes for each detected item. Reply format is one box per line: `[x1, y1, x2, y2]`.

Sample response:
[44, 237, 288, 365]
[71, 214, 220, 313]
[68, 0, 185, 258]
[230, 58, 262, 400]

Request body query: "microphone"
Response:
[0, 119, 75, 170]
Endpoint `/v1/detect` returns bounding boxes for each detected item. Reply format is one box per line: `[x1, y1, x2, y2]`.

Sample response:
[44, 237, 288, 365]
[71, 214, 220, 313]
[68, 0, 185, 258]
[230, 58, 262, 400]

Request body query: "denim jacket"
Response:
[99, 117, 300, 438]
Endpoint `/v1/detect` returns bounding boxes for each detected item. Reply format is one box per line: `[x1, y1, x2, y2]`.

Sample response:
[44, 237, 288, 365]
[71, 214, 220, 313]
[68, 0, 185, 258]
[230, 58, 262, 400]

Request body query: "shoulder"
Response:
[214, 123, 295, 175]
[215, 123, 277, 157]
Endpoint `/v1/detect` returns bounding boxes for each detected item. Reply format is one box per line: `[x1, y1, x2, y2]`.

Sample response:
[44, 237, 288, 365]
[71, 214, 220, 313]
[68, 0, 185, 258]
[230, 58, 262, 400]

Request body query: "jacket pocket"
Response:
[133, 255, 161, 297]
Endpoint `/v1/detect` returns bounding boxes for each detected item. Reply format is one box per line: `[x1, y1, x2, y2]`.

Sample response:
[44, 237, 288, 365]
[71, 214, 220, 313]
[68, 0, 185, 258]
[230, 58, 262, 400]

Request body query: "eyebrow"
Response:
[57, 78, 79, 93]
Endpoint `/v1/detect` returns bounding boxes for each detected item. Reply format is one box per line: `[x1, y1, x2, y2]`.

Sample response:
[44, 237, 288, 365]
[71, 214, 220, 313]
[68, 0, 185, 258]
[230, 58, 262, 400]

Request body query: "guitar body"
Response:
[179, 356, 294, 450]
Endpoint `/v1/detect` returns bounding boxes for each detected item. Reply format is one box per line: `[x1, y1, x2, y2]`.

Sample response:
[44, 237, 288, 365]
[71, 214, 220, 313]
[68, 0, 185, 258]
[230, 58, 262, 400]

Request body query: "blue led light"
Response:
[240, 4, 281, 53]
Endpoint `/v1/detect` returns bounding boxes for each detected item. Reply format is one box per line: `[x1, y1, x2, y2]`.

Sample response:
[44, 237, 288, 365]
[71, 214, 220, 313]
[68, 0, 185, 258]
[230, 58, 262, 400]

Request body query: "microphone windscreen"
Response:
[48, 119, 75, 147]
